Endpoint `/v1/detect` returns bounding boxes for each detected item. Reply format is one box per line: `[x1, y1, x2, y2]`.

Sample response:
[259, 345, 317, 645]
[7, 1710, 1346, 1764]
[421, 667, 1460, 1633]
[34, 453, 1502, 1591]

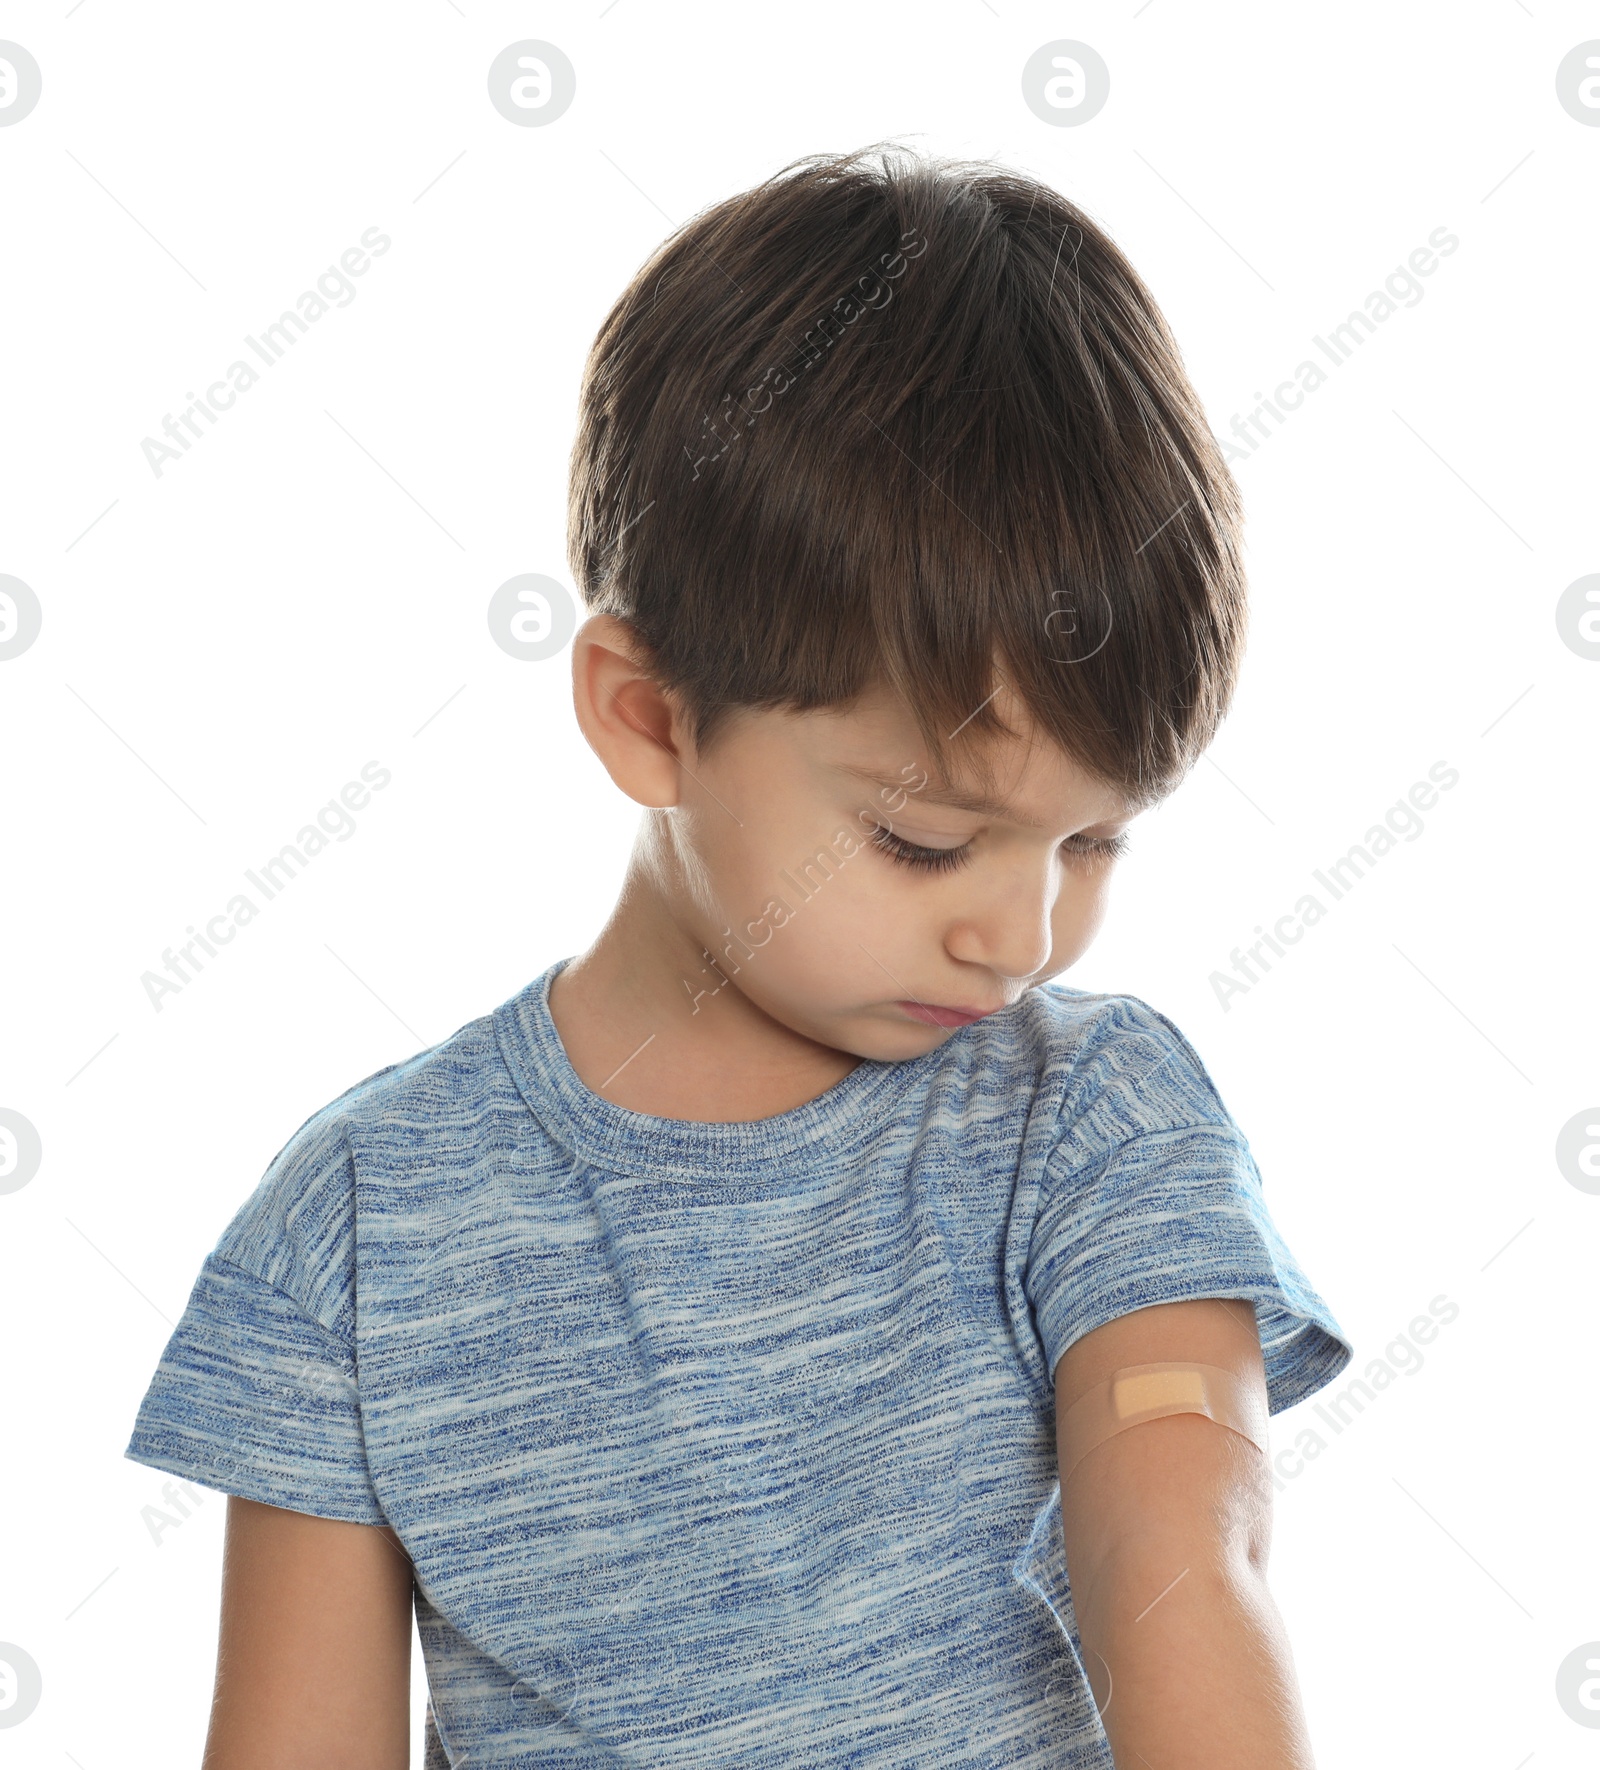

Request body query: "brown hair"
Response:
[566, 141, 1247, 809]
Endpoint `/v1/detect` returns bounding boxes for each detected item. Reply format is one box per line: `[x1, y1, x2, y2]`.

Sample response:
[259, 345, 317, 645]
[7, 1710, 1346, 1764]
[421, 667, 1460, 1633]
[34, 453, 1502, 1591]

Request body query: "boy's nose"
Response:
[942, 893, 1055, 985]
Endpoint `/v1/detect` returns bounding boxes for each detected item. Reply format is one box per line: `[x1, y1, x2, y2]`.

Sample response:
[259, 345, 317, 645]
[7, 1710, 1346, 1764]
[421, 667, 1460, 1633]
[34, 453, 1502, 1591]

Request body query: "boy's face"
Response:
[662, 675, 1144, 1062]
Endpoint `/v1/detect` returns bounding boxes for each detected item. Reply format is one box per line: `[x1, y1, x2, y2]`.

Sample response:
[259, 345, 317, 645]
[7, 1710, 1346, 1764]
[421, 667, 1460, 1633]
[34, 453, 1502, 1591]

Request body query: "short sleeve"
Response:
[1025, 995, 1353, 1415]
[124, 1099, 388, 1525]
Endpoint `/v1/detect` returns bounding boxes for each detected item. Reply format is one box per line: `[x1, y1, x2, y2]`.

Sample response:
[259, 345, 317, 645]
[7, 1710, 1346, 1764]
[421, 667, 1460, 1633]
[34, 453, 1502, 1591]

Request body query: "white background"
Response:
[1, 2, 1597, 1764]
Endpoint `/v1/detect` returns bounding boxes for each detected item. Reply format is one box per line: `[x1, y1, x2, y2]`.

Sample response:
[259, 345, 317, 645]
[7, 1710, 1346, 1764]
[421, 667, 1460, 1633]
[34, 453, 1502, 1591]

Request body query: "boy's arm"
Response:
[201, 1495, 413, 1770]
[1054, 1297, 1318, 1770]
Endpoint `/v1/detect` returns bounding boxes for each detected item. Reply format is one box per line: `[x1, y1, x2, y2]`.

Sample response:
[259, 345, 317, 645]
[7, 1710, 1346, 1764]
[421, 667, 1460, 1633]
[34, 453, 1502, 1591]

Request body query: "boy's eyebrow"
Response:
[837, 762, 1145, 827]
[836, 762, 1047, 827]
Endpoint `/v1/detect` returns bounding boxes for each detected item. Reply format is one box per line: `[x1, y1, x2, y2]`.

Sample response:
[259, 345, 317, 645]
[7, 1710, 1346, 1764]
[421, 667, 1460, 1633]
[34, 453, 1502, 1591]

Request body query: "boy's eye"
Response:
[868, 824, 973, 873]
[868, 824, 1131, 873]
[1061, 830, 1132, 864]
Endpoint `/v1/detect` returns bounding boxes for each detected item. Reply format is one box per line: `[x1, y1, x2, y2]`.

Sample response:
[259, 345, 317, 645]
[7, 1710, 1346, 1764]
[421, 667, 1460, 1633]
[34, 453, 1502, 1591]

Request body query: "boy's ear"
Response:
[569, 614, 689, 810]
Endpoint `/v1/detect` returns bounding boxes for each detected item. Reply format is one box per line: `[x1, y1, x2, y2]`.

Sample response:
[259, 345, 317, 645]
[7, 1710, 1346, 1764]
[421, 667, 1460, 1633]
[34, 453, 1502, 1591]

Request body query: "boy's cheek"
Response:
[782, 859, 912, 967]
[1046, 878, 1113, 972]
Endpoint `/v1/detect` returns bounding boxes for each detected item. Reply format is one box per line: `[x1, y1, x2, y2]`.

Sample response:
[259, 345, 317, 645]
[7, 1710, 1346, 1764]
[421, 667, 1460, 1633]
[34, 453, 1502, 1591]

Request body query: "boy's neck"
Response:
[546, 862, 862, 1125]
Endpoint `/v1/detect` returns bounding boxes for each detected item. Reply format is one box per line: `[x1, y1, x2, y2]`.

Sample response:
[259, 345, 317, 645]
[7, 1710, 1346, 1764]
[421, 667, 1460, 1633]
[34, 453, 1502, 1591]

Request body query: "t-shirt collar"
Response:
[492, 956, 939, 1185]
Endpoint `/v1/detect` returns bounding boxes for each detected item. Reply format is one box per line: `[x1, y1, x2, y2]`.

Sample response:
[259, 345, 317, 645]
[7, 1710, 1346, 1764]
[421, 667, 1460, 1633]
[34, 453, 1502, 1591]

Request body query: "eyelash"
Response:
[868, 825, 1131, 874]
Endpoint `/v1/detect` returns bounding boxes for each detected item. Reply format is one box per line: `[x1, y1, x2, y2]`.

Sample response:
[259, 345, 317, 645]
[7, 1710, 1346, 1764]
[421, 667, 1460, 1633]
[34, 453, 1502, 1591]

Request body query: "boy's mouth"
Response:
[894, 1000, 994, 1029]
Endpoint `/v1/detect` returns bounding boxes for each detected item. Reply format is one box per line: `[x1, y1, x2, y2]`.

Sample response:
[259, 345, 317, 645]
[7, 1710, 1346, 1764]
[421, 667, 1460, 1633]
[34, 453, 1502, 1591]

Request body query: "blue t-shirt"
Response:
[126, 955, 1351, 1767]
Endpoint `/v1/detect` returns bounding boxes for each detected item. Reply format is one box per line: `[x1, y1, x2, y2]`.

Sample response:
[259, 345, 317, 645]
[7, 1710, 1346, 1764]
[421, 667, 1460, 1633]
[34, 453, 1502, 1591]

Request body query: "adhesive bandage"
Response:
[1057, 1361, 1270, 1486]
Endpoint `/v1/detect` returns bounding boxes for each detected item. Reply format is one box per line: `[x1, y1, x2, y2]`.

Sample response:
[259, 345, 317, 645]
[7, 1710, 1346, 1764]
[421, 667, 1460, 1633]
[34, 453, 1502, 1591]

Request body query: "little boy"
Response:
[127, 144, 1352, 1768]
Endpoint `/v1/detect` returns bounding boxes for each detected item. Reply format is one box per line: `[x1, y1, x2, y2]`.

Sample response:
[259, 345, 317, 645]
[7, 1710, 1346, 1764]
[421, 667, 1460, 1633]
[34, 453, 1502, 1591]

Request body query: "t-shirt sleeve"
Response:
[124, 1101, 388, 1526]
[1025, 995, 1353, 1415]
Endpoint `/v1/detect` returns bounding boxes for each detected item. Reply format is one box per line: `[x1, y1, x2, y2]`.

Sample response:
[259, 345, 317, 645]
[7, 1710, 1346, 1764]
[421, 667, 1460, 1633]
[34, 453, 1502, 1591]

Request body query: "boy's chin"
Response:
[822, 1007, 967, 1064]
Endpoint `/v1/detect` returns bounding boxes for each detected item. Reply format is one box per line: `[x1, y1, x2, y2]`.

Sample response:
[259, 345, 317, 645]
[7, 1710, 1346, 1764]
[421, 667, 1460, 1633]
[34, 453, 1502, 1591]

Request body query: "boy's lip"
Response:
[894, 999, 998, 1028]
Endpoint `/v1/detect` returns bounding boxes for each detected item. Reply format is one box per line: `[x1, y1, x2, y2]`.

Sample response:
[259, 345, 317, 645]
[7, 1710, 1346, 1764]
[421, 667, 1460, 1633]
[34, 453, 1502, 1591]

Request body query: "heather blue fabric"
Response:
[126, 955, 1352, 1767]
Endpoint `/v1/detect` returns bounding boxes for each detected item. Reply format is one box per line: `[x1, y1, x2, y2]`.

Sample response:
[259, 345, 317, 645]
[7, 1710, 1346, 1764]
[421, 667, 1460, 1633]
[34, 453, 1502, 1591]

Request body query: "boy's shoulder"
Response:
[259, 1000, 507, 1178]
[955, 979, 1236, 1140]
[211, 1002, 511, 1332]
